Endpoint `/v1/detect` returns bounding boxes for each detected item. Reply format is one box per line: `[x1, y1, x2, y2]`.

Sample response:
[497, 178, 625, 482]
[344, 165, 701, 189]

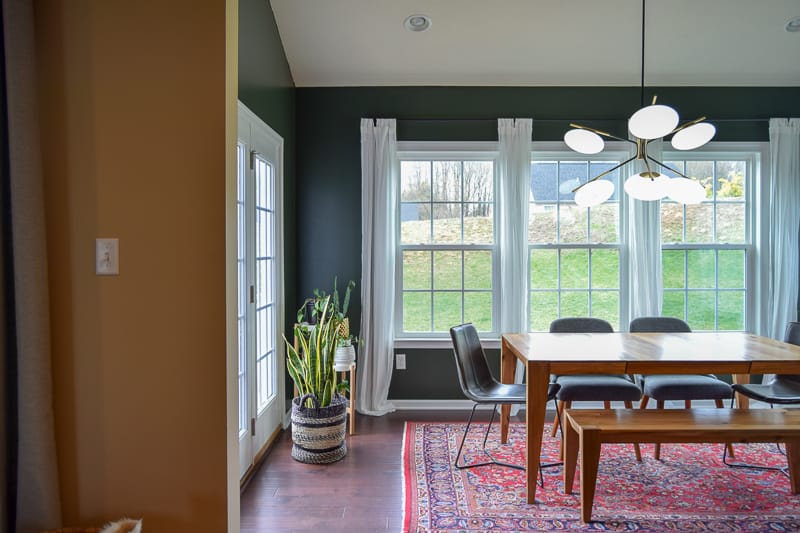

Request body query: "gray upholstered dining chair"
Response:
[723, 321, 800, 473]
[450, 323, 562, 486]
[548, 317, 642, 461]
[629, 316, 733, 460]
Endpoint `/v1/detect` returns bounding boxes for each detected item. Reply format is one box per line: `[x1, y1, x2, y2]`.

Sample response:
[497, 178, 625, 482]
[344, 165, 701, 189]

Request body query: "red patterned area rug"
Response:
[402, 421, 800, 532]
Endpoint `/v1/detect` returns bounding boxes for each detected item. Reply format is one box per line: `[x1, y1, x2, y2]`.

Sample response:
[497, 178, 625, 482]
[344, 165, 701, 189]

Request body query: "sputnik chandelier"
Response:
[564, 0, 716, 207]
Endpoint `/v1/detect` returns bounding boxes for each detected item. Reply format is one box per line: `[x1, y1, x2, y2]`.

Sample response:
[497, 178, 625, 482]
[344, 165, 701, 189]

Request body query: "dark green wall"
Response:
[238, 0, 297, 399]
[238, 0, 297, 336]
[295, 86, 800, 400]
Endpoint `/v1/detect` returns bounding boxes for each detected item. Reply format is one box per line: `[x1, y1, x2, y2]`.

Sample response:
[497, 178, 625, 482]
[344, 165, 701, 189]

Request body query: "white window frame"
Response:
[391, 140, 767, 345]
[395, 142, 499, 341]
[660, 142, 765, 332]
[529, 141, 631, 331]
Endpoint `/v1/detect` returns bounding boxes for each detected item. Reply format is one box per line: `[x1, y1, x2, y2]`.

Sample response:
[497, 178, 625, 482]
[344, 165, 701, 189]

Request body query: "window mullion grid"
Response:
[428, 245, 434, 332]
[588, 248, 593, 317]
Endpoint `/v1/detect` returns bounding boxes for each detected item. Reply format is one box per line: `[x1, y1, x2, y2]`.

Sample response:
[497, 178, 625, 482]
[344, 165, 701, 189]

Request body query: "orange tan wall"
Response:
[34, 0, 229, 529]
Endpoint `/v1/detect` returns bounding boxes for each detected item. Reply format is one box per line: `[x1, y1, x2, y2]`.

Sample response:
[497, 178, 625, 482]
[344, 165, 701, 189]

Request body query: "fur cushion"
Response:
[99, 519, 142, 533]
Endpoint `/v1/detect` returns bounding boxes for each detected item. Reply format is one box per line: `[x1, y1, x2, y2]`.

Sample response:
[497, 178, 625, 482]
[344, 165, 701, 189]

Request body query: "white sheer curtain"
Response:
[627, 139, 663, 325]
[765, 118, 800, 341]
[357, 119, 397, 416]
[498, 118, 532, 411]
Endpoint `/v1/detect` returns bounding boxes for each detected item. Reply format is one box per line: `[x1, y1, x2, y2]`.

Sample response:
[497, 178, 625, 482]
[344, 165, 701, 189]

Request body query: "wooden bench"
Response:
[563, 408, 800, 523]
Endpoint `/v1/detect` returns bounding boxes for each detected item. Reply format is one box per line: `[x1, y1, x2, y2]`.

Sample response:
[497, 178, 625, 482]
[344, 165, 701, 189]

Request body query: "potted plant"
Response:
[284, 292, 350, 464]
[331, 279, 358, 371]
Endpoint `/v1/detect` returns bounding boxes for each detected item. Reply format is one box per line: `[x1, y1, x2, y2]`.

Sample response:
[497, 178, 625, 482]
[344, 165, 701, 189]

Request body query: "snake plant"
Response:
[285, 295, 348, 408]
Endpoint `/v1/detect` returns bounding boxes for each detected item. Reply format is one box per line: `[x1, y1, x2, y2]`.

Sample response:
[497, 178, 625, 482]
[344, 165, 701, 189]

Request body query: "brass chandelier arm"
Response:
[568, 123, 636, 144]
[668, 116, 708, 136]
[646, 156, 690, 180]
[571, 155, 637, 193]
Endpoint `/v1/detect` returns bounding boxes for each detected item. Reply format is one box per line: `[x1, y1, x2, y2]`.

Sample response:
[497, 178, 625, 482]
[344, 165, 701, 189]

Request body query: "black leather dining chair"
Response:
[548, 317, 643, 461]
[723, 321, 800, 473]
[450, 323, 561, 486]
[629, 316, 733, 460]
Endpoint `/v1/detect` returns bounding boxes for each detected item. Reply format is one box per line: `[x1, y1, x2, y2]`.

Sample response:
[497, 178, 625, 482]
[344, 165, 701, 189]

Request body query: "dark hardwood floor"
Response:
[240, 409, 514, 533]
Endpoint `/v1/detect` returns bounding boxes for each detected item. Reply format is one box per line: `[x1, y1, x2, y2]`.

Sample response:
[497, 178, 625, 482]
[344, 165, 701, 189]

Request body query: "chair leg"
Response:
[625, 400, 642, 462]
[654, 400, 664, 460]
[559, 401, 572, 461]
[455, 403, 554, 487]
[720, 401, 788, 476]
[550, 400, 564, 438]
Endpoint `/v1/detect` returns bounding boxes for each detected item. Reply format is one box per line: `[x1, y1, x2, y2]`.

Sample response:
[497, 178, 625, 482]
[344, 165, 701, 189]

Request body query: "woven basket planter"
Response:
[291, 393, 347, 464]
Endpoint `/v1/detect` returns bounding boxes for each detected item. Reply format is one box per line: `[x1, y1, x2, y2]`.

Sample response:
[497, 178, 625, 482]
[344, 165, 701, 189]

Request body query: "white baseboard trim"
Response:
[390, 398, 769, 410]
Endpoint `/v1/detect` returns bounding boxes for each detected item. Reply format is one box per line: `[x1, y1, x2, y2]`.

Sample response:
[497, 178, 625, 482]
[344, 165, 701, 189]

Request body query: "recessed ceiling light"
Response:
[404, 14, 431, 32]
[786, 16, 800, 32]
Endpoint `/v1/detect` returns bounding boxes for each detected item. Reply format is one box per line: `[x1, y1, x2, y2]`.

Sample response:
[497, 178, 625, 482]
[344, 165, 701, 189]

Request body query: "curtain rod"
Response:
[385, 117, 771, 123]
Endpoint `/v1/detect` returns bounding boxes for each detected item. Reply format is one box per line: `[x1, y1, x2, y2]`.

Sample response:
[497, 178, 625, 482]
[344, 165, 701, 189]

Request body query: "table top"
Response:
[501, 331, 800, 374]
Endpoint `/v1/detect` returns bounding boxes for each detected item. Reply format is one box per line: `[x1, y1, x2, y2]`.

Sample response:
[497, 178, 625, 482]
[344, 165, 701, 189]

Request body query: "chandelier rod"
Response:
[640, 0, 646, 109]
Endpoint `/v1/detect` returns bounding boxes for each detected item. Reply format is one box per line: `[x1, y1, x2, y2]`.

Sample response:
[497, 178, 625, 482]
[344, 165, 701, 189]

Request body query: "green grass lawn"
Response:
[400, 212, 746, 333]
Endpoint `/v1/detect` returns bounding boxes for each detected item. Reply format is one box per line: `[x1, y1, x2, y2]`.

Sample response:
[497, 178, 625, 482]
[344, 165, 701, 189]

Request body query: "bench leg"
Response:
[624, 400, 642, 462]
[579, 429, 602, 523]
[654, 400, 664, 460]
[787, 440, 800, 494]
[712, 398, 735, 458]
[563, 415, 579, 495]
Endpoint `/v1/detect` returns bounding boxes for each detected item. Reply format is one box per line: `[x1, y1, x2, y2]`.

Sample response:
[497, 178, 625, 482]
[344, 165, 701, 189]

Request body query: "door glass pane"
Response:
[236, 143, 247, 434]
[255, 157, 276, 411]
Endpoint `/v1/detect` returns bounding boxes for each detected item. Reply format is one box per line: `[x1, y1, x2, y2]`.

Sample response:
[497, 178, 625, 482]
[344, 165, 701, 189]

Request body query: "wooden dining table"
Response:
[499, 331, 800, 503]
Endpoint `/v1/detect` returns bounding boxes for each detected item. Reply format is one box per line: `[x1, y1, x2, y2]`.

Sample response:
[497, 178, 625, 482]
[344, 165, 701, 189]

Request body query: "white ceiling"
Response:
[270, 0, 800, 87]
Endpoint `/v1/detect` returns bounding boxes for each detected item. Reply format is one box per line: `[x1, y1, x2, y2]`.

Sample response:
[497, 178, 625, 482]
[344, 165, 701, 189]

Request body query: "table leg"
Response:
[733, 374, 750, 409]
[500, 338, 515, 444]
[563, 412, 578, 495]
[526, 361, 550, 503]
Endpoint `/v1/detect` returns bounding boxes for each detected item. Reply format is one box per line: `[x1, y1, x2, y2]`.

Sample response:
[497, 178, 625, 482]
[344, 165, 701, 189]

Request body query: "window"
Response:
[660, 151, 756, 330]
[397, 147, 497, 336]
[528, 148, 627, 331]
[392, 141, 764, 342]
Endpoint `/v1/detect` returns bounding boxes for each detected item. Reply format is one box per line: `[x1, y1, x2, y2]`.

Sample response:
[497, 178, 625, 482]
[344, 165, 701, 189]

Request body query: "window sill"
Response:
[394, 337, 501, 350]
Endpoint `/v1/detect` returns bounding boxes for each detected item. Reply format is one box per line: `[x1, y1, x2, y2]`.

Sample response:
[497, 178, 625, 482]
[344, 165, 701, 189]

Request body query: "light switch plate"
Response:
[395, 353, 407, 370]
[96, 238, 119, 275]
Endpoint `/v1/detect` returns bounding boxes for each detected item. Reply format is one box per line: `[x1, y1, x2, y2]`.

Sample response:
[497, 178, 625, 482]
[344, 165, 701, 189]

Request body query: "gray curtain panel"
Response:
[2, 0, 62, 531]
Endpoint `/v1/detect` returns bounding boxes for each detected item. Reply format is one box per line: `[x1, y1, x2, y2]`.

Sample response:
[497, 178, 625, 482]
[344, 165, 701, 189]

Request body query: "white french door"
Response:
[237, 102, 285, 478]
